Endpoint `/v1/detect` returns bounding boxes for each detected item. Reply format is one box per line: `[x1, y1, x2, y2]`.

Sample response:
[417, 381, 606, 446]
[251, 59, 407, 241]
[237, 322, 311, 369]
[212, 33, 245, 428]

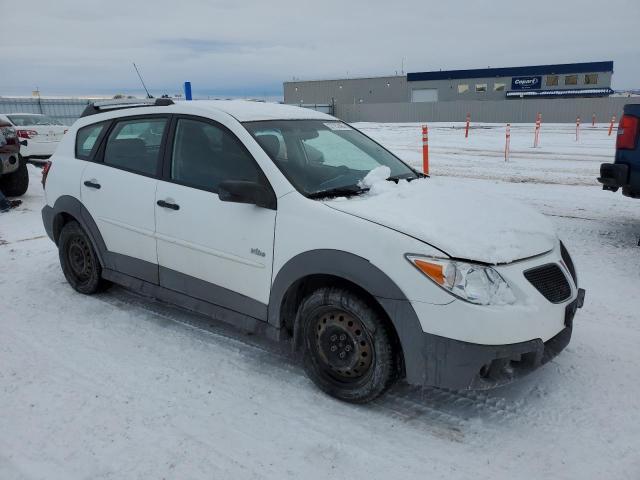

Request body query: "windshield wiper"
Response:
[387, 170, 424, 182]
[307, 185, 369, 199]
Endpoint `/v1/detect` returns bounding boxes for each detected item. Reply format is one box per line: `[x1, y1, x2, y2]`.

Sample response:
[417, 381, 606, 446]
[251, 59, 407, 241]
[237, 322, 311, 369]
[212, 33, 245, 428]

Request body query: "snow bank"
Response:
[354, 122, 616, 187]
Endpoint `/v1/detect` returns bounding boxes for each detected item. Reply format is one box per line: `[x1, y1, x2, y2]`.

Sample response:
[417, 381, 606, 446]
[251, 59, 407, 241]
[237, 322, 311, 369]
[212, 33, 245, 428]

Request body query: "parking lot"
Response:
[1, 123, 638, 479]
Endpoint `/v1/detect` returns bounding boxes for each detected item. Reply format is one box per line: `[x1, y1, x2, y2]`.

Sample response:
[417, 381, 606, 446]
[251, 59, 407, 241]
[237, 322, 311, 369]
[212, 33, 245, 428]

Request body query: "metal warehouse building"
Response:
[284, 61, 614, 106]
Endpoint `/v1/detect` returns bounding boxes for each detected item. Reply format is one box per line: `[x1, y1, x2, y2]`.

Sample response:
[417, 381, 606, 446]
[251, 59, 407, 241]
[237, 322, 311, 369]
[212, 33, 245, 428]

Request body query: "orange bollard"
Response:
[576, 116, 581, 142]
[465, 113, 470, 138]
[505, 123, 511, 162]
[422, 125, 429, 175]
[533, 112, 542, 147]
[538, 112, 543, 145]
[608, 115, 616, 136]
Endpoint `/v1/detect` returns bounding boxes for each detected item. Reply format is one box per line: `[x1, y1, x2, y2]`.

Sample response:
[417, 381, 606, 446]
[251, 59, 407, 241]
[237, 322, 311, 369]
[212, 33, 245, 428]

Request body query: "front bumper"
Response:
[417, 289, 585, 390]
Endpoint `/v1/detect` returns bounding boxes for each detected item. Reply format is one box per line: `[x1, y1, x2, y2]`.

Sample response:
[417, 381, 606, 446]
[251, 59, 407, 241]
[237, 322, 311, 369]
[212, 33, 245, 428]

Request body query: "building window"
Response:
[458, 84, 469, 94]
[565, 75, 578, 85]
[494, 83, 505, 92]
[546, 75, 559, 86]
[475, 84, 487, 93]
[585, 74, 598, 85]
[411, 89, 438, 102]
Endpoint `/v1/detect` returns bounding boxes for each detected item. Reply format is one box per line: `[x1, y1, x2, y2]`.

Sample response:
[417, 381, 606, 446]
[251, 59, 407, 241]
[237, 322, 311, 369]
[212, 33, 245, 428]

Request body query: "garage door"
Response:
[411, 89, 438, 103]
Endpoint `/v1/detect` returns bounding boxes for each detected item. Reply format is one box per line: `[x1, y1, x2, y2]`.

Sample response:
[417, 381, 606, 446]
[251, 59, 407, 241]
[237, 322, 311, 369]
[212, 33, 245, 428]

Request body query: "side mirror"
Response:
[218, 180, 277, 210]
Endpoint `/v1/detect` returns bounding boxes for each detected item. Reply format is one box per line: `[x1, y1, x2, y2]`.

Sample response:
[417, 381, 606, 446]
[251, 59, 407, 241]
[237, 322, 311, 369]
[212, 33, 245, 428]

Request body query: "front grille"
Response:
[524, 264, 571, 303]
[560, 241, 577, 285]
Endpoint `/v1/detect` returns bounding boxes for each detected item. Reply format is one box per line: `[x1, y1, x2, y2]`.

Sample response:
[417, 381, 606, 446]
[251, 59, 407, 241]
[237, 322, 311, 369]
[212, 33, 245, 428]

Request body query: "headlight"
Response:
[406, 255, 516, 305]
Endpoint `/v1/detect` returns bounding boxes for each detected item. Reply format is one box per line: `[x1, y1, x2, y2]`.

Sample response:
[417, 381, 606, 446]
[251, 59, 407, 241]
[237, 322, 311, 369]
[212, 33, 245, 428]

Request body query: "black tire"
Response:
[58, 221, 109, 294]
[0, 155, 29, 197]
[298, 288, 397, 403]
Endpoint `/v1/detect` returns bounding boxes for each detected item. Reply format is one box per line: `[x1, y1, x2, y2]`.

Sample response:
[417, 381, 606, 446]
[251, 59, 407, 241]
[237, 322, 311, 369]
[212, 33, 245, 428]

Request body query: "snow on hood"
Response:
[326, 167, 557, 264]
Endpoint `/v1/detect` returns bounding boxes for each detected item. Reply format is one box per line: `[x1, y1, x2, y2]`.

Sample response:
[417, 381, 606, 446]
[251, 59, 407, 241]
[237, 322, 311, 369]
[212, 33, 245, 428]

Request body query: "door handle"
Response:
[83, 180, 101, 189]
[157, 199, 180, 211]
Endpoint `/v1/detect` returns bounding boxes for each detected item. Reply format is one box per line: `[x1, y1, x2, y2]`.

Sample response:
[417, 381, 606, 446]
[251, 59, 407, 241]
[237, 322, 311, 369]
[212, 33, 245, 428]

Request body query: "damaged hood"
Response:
[324, 171, 557, 264]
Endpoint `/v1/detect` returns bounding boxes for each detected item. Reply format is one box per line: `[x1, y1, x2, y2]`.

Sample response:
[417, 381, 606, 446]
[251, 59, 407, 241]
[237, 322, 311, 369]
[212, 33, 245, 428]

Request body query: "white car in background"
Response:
[0, 113, 67, 161]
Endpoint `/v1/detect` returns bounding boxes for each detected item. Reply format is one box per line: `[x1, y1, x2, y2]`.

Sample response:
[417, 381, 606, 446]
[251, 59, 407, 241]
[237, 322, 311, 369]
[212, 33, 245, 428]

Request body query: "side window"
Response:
[76, 122, 107, 160]
[103, 117, 167, 176]
[171, 118, 262, 192]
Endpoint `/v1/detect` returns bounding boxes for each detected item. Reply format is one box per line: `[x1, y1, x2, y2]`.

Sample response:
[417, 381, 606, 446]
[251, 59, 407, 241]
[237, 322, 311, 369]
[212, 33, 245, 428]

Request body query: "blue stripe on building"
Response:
[407, 61, 614, 82]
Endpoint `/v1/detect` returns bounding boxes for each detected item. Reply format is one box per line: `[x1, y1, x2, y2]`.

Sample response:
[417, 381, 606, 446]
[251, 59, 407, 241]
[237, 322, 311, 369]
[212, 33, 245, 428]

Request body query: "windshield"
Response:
[243, 120, 417, 196]
[8, 114, 64, 126]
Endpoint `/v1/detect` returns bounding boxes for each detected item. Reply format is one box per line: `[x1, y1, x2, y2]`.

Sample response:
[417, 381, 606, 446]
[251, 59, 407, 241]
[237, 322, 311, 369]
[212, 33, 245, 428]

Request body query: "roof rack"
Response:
[80, 98, 174, 118]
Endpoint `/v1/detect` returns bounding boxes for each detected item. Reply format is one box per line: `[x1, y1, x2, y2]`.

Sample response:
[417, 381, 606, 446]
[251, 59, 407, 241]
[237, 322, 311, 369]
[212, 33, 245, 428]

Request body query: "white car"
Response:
[41, 99, 585, 403]
[0, 113, 67, 161]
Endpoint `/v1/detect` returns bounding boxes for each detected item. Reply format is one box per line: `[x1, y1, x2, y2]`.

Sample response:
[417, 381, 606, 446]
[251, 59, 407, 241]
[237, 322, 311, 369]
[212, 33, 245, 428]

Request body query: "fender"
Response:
[43, 195, 111, 269]
[268, 249, 428, 384]
[42, 196, 157, 283]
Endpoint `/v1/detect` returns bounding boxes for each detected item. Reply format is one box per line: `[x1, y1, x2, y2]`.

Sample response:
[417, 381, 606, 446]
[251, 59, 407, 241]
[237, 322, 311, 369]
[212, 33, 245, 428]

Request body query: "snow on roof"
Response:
[187, 100, 336, 122]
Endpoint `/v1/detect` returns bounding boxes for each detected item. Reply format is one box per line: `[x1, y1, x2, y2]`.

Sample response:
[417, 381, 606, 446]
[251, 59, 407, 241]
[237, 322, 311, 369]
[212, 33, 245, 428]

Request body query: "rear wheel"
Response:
[58, 221, 109, 294]
[0, 155, 29, 197]
[298, 288, 397, 403]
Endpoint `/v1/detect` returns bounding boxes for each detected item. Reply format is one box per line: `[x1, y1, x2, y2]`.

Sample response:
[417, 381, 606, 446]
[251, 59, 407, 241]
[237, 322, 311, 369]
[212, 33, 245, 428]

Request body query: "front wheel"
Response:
[58, 221, 109, 294]
[298, 288, 397, 403]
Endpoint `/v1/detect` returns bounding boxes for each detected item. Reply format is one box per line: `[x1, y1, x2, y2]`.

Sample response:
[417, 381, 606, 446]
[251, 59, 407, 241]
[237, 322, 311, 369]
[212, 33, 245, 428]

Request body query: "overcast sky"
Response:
[1, 0, 638, 98]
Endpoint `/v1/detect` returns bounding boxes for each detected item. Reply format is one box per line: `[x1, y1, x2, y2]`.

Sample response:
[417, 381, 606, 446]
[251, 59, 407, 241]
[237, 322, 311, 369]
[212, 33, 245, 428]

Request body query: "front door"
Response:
[155, 116, 276, 319]
[81, 115, 168, 282]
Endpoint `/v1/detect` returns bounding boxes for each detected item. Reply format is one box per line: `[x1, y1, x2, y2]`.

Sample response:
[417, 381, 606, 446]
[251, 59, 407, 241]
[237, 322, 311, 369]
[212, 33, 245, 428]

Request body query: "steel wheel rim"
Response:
[68, 236, 93, 281]
[311, 309, 373, 381]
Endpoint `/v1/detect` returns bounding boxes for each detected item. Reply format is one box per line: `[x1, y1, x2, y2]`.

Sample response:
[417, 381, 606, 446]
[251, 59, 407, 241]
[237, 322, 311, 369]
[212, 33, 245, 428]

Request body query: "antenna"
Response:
[133, 62, 152, 98]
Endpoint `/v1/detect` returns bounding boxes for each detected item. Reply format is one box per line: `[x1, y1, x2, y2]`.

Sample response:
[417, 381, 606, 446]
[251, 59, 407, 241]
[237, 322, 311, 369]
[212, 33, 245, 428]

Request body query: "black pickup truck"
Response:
[598, 103, 640, 198]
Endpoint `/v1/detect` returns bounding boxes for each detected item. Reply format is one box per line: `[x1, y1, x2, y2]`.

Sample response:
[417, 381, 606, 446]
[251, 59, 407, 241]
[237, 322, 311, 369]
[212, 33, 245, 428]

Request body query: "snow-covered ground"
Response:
[1, 123, 639, 479]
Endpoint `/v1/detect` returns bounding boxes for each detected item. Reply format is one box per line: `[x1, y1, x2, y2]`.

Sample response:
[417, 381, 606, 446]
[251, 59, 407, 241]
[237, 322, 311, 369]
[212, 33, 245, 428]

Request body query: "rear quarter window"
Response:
[76, 122, 108, 160]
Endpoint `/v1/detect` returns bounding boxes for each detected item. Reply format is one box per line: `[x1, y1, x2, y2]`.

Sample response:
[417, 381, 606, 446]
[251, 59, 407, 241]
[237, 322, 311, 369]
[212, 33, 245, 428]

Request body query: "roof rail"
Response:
[80, 98, 174, 118]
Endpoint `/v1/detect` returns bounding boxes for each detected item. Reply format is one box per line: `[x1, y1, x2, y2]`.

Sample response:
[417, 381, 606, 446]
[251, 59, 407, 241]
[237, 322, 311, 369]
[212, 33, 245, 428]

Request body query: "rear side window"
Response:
[170, 118, 262, 192]
[76, 122, 107, 160]
[103, 118, 167, 176]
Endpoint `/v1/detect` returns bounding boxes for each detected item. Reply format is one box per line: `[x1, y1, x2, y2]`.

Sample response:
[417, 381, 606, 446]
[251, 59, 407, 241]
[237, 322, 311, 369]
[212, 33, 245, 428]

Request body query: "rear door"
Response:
[81, 114, 169, 282]
[155, 115, 276, 318]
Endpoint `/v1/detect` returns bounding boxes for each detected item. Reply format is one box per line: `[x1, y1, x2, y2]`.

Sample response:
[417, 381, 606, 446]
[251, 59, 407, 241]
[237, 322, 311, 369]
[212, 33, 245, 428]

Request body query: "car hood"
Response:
[323, 175, 557, 264]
